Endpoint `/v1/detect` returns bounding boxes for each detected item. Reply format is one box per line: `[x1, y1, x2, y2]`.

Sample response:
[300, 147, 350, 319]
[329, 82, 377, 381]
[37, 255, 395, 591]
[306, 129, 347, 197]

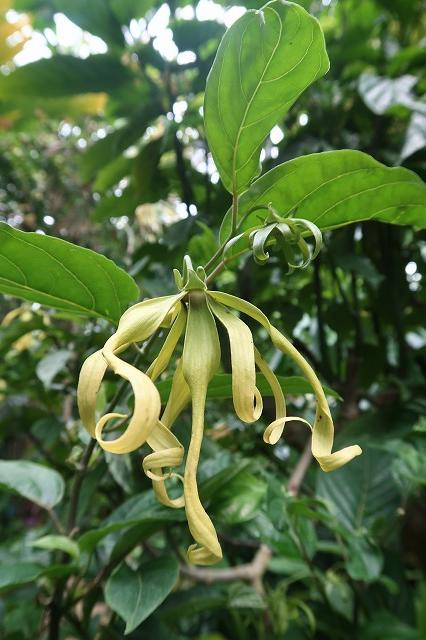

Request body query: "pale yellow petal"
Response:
[110, 293, 185, 351]
[182, 292, 222, 565]
[209, 299, 262, 423]
[254, 347, 286, 444]
[94, 354, 161, 454]
[209, 291, 362, 472]
[146, 304, 187, 382]
[77, 349, 108, 437]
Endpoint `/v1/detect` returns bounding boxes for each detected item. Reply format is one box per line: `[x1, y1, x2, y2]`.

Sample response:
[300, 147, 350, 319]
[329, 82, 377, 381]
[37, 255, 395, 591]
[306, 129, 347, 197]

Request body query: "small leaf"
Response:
[0, 223, 139, 322]
[36, 350, 72, 387]
[204, 0, 329, 193]
[105, 557, 179, 634]
[220, 150, 426, 239]
[0, 460, 64, 509]
[31, 535, 80, 560]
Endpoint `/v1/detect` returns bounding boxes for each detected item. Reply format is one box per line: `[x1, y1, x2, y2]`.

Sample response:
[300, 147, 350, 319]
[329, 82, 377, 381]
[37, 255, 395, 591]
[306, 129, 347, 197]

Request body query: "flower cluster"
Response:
[78, 257, 361, 565]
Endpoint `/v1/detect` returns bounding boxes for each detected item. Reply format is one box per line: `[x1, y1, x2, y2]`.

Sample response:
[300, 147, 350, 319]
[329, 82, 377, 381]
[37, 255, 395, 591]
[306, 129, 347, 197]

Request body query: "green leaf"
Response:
[204, 0, 329, 193]
[52, 0, 124, 46]
[346, 535, 383, 582]
[316, 447, 400, 532]
[31, 535, 80, 560]
[105, 557, 179, 634]
[0, 460, 64, 510]
[35, 349, 72, 387]
[0, 223, 139, 322]
[220, 150, 426, 240]
[227, 583, 266, 609]
[211, 470, 267, 524]
[0, 54, 132, 98]
[0, 563, 44, 594]
[156, 373, 341, 404]
[358, 73, 422, 115]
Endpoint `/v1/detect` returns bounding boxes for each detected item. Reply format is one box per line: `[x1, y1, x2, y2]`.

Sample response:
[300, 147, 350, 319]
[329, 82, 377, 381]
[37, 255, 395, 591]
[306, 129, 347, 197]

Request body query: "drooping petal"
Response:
[141, 307, 188, 509]
[77, 349, 108, 437]
[161, 358, 191, 429]
[148, 360, 191, 509]
[142, 421, 185, 509]
[208, 291, 362, 472]
[182, 291, 222, 565]
[254, 347, 286, 444]
[209, 299, 262, 423]
[146, 304, 187, 382]
[110, 293, 185, 352]
[94, 353, 161, 454]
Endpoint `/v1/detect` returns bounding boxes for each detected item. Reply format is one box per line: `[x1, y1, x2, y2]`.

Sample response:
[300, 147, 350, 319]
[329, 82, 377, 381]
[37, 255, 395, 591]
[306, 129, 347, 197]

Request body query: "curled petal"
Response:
[183, 292, 222, 565]
[208, 291, 362, 472]
[95, 354, 160, 454]
[77, 349, 108, 437]
[210, 299, 262, 423]
[250, 224, 276, 264]
[147, 360, 191, 509]
[143, 421, 185, 509]
[254, 347, 286, 443]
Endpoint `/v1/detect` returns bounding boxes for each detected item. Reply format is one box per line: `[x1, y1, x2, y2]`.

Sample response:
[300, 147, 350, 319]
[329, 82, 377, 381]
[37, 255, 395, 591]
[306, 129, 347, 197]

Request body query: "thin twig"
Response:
[287, 440, 313, 496]
[180, 544, 272, 594]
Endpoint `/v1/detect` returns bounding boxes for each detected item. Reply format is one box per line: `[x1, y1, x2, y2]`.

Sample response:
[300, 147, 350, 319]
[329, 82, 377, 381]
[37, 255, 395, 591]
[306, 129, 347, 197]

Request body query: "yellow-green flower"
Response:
[77, 256, 361, 565]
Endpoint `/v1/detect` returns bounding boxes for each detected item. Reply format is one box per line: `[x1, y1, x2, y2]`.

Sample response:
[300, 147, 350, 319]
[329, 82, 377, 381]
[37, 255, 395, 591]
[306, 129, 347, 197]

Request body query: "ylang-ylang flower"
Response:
[78, 256, 361, 565]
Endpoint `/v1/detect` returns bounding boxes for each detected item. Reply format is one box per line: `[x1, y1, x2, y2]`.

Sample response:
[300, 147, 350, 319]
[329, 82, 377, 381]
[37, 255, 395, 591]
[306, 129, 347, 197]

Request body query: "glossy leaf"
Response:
[156, 372, 341, 404]
[220, 150, 426, 240]
[0, 223, 139, 322]
[0, 460, 64, 509]
[204, 0, 329, 193]
[316, 447, 400, 532]
[105, 557, 179, 634]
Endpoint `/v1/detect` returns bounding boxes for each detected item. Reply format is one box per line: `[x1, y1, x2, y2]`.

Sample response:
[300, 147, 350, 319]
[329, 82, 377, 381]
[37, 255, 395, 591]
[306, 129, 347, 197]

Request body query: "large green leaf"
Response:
[204, 0, 329, 193]
[156, 372, 340, 404]
[220, 150, 426, 241]
[0, 223, 138, 322]
[316, 447, 401, 533]
[0, 460, 64, 509]
[105, 557, 179, 634]
[0, 54, 131, 98]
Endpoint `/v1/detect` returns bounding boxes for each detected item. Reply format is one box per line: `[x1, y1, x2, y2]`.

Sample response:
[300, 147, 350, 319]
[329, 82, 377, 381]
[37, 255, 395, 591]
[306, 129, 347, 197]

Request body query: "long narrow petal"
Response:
[161, 358, 191, 429]
[182, 292, 222, 565]
[208, 291, 361, 472]
[254, 347, 286, 443]
[146, 304, 187, 382]
[209, 299, 262, 423]
[94, 354, 161, 454]
[77, 349, 108, 437]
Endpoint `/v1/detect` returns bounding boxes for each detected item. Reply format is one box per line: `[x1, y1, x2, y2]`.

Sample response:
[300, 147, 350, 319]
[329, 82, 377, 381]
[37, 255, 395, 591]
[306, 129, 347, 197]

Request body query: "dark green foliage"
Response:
[0, 0, 425, 638]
